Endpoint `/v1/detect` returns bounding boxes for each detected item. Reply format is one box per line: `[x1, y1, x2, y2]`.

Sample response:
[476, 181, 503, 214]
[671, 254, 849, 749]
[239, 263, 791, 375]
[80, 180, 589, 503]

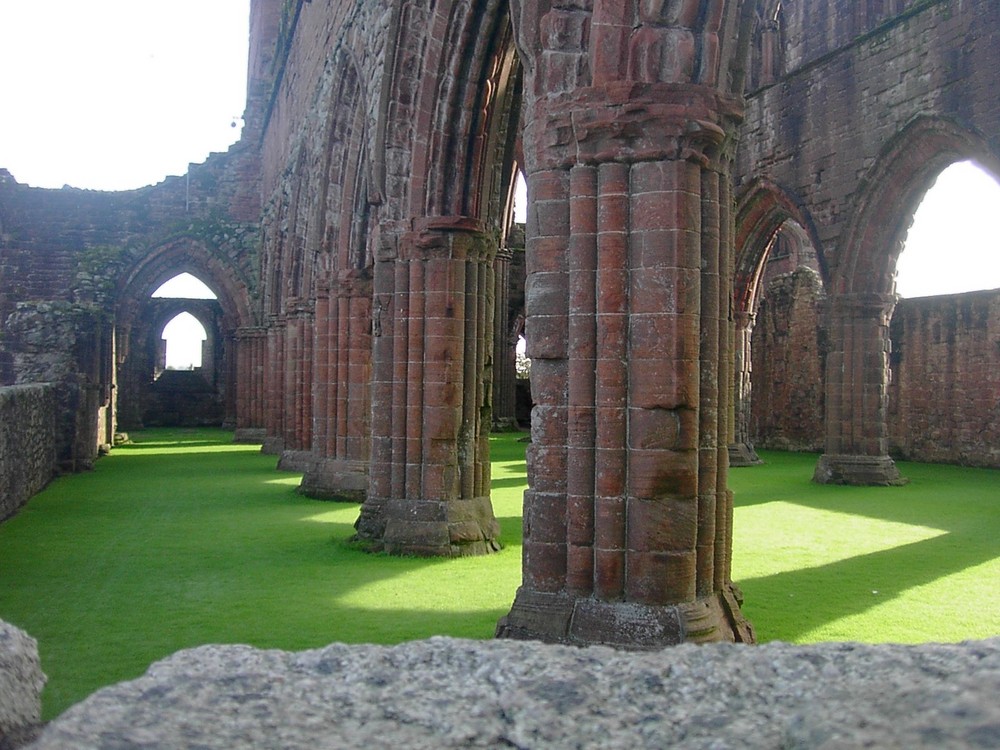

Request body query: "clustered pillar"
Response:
[814, 292, 905, 485]
[355, 220, 501, 556]
[233, 326, 267, 442]
[492, 244, 518, 430]
[299, 272, 372, 501]
[497, 0, 754, 647]
[277, 303, 314, 470]
[729, 311, 762, 466]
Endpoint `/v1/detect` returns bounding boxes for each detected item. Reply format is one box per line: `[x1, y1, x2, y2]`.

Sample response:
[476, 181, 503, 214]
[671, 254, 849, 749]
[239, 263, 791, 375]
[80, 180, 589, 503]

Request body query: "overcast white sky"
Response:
[0, 0, 249, 191]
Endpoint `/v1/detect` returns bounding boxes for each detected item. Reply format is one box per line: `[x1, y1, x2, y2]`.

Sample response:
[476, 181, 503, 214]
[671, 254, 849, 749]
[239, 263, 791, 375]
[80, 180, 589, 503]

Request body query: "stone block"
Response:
[0, 619, 45, 745]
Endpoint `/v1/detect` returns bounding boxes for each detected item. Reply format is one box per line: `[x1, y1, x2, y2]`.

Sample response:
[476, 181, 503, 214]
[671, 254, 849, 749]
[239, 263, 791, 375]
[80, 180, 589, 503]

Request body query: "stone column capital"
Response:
[526, 84, 742, 171]
[235, 325, 268, 340]
[396, 220, 497, 264]
[831, 291, 897, 323]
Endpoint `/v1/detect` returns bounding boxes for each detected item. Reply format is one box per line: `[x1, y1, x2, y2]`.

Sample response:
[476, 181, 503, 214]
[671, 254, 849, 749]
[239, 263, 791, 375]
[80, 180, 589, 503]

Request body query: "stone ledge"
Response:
[27, 636, 1000, 749]
[0, 620, 45, 748]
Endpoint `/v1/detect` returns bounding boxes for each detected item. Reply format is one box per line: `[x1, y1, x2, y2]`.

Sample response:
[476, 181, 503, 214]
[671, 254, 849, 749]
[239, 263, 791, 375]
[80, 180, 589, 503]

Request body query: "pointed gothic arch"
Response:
[816, 116, 1000, 485]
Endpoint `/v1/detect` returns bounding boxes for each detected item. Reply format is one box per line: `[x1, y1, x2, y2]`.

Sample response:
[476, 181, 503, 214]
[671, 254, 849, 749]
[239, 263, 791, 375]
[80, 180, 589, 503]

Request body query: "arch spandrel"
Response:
[835, 116, 1000, 299]
[116, 236, 255, 334]
[734, 177, 826, 313]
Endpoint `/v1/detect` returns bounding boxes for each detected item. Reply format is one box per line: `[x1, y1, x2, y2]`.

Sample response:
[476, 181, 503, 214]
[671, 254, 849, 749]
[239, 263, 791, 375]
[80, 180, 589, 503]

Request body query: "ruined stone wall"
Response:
[0, 139, 261, 466]
[257, 0, 386, 201]
[736, 0, 1000, 281]
[0, 384, 56, 521]
[736, 0, 1000, 483]
[750, 268, 826, 452]
[888, 290, 1000, 467]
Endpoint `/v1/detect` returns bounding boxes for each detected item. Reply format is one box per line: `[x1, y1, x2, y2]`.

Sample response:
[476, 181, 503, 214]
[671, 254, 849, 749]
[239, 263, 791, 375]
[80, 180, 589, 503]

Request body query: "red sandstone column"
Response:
[355, 220, 500, 556]
[276, 304, 314, 470]
[492, 244, 517, 430]
[813, 292, 905, 485]
[496, 0, 754, 646]
[261, 317, 286, 455]
[299, 271, 373, 501]
[233, 326, 268, 443]
[729, 311, 762, 466]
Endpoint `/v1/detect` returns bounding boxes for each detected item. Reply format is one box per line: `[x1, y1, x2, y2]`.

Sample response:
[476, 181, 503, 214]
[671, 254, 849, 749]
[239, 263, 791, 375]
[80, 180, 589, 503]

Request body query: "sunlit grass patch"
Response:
[1, 430, 997, 719]
[731, 451, 1000, 644]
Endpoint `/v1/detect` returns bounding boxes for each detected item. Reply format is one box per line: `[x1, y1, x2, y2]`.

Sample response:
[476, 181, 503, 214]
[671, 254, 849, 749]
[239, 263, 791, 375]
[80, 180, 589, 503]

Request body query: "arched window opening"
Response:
[152, 272, 218, 300]
[161, 312, 207, 371]
[746, 217, 826, 456]
[757, 218, 821, 299]
[515, 334, 530, 379]
[513, 170, 527, 225]
[896, 161, 1000, 298]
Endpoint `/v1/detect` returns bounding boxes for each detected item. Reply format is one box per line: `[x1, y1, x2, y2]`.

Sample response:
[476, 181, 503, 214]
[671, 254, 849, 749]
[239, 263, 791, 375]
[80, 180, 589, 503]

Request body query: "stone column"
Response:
[234, 326, 267, 443]
[299, 271, 372, 501]
[355, 219, 501, 556]
[492, 244, 518, 430]
[729, 311, 762, 466]
[278, 303, 315, 472]
[496, 0, 754, 647]
[813, 292, 905, 485]
[261, 316, 286, 455]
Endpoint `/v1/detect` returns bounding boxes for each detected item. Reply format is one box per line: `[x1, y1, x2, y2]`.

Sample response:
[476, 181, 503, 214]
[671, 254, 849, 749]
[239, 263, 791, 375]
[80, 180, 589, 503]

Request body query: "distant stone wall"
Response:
[0, 384, 56, 521]
[888, 290, 1000, 468]
[750, 268, 826, 452]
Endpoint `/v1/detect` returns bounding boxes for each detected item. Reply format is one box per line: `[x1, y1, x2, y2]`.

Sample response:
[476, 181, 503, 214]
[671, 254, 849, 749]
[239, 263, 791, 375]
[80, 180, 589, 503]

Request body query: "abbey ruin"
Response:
[1, 0, 998, 648]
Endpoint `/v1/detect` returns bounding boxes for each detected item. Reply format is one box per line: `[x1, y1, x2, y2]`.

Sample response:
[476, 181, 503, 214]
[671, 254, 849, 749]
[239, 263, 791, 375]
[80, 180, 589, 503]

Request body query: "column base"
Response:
[298, 458, 368, 502]
[233, 427, 266, 444]
[496, 584, 755, 649]
[260, 436, 284, 455]
[813, 454, 908, 486]
[728, 442, 763, 467]
[277, 450, 314, 473]
[354, 496, 501, 557]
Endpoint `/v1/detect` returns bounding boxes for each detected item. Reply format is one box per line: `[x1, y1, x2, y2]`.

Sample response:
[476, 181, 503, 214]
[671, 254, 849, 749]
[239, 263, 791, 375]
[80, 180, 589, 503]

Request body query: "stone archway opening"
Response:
[150, 272, 220, 378]
[121, 271, 227, 429]
[748, 219, 826, 456]
[887, 159, 1000, 467]
[896, 160, 1000, 299]
[731, 182, 827, 469]
[160, 312, 208, 373]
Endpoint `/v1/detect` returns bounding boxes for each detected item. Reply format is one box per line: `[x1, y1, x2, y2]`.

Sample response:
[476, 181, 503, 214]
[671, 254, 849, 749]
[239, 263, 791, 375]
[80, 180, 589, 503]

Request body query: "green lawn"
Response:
[731, 451, 1000, 645]
[0, 430, 997, 719]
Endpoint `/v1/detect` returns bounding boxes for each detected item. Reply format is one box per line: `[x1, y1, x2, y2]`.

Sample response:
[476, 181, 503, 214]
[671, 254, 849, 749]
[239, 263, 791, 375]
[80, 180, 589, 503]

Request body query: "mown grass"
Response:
[0, 428, 524, 718]
[0, 431, 997, 719]
[731, 451, 1000, 645]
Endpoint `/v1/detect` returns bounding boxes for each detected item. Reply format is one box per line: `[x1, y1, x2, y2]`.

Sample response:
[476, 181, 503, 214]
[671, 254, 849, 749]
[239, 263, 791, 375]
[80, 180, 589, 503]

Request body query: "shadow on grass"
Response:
[0, 428, 526, 718]
[732, 450, 1000, 643]
[738, 531, 996, 642]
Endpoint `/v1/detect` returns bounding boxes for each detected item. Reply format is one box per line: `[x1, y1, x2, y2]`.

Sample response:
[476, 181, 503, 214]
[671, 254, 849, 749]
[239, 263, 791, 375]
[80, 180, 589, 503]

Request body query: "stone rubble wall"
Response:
[26, 636, 1000, 750]
[0, 620, 45, 749]
[889, 290, 1000, 467]
[736, 0, 1000, 286]
[0, 384, 56, 521]
[750, 268, 826, 453]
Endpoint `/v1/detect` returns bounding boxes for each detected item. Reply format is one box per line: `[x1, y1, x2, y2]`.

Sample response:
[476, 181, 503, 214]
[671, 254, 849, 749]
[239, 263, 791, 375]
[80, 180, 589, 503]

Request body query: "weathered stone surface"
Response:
[0, 385, 56, 521]
[888, 290, 1000, 468]
[29, 636, 1000, 749]
[750, 267, 826, 453]
[0, 620, 45, 747]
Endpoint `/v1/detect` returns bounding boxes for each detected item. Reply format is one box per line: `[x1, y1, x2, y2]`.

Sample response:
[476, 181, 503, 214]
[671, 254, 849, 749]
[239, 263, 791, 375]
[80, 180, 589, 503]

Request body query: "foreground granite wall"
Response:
[26, 636, 1000, 749]
[0, 620, 45, 749]
[0, 385, 56, 521]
